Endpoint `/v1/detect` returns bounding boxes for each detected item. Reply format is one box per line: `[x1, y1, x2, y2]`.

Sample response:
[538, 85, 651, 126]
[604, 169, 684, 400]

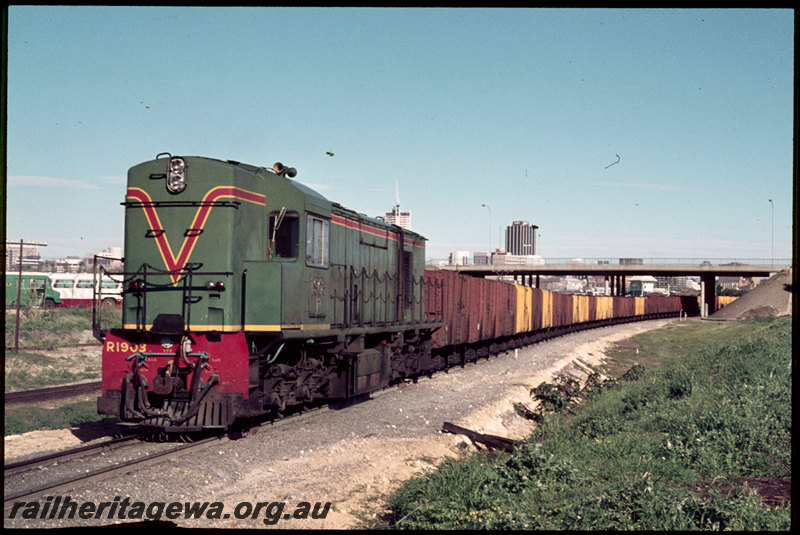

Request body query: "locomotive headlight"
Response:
[166, 157, 187, 193]
[205, 281, 225, 291]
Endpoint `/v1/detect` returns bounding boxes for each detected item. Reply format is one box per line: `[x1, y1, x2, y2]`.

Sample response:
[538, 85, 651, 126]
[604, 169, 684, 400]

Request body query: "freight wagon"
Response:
[425, 269, 684, 368]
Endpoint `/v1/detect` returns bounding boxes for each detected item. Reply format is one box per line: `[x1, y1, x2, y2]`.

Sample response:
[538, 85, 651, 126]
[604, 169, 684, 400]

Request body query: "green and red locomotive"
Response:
[97, 154, 440, 432]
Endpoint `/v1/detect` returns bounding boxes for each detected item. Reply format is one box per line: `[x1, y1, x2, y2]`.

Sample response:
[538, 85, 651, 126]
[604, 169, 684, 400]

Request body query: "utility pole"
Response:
[481, 203, 492, 254]
[768, 199, 774, 266]
[8, 240, 48, 352]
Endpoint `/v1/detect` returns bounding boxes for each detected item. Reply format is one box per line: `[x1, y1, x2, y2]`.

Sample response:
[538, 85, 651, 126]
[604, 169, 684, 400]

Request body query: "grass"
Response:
[379, 317, 792, 530]
[5, 305, 119, 348]
[5, 401, 106, 436]
[4, 306, 117, 435]
[4, 351, 101, 392]
[3, 307, 108, 393]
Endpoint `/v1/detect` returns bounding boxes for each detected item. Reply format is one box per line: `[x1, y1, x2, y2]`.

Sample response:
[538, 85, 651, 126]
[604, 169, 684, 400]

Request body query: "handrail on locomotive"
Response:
[94, 261, 444, 340]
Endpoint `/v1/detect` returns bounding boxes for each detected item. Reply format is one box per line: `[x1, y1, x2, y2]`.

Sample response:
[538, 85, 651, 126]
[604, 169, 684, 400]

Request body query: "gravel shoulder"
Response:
[4, 319, 678, 530]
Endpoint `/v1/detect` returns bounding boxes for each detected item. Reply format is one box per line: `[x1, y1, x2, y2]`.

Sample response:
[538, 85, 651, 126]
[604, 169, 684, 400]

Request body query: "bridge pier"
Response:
[519, 274, 540, 288]
[700, 274, 716, 317]
[608, 274, 626, 296]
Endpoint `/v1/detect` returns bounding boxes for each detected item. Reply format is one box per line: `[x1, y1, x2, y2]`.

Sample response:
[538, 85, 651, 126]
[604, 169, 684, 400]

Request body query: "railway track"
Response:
[3, 434, 222, 506]
[5, 381, 102, 406]
[3, 401, 329, 509]
[4, 435, 139, 478]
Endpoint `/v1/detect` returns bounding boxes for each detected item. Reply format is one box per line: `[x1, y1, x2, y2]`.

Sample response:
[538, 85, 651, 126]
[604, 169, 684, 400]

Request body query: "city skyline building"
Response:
[384, 179, 411, 229]
[505, 221, 537, 256]
[5, 242, 45, 271]
[384, 205, 411, 229]
[448, 250, 470, 266]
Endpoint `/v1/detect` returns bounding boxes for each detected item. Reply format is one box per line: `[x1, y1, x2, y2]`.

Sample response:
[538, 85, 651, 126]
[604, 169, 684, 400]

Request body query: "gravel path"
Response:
[4, 319, 677, 530]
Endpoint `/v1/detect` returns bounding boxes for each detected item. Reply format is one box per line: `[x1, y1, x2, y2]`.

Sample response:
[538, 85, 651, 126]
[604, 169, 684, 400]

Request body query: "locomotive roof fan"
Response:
[272, 162, 297, 178]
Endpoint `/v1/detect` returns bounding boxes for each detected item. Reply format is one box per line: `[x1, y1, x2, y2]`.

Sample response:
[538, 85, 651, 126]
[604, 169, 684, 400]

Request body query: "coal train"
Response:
[96, 154, 686, 433]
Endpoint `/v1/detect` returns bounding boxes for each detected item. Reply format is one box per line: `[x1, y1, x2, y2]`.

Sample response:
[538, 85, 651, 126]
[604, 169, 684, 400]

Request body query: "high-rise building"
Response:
[505, 221, 537, 256]
[384, 179, 411, 229]
[384, 205, 411, 229]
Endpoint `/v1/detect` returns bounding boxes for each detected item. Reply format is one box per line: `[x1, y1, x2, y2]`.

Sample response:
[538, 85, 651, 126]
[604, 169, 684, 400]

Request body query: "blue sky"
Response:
[5, 7, 794, 263]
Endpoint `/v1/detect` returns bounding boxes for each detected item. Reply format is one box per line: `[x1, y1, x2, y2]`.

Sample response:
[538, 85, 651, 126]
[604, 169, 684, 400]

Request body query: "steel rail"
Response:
[4, 435, 138, 477]
[3, 435, 221, 506]
[3, 401, 330, 508]
[5, 381, 102, 406]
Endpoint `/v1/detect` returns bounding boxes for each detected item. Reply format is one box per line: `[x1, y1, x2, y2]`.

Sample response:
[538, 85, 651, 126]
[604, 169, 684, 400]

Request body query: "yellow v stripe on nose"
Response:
[126, 186, 266, 283]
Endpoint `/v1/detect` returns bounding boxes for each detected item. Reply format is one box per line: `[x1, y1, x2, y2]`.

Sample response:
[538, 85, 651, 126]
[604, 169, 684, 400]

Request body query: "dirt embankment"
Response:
[710, 269, 792, 321]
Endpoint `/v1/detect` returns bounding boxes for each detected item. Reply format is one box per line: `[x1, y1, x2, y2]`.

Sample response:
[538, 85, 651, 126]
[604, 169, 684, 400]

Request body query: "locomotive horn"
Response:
[272, 162, 297, 178]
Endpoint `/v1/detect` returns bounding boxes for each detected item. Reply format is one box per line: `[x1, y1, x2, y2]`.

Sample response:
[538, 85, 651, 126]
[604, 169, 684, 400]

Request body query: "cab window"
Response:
[306, 215, 329, 268]
[268, 210, 299, 260]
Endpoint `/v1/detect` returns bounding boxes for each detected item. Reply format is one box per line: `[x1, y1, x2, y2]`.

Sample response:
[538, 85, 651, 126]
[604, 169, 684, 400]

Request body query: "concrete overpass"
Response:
[439, 260, 790, 317]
